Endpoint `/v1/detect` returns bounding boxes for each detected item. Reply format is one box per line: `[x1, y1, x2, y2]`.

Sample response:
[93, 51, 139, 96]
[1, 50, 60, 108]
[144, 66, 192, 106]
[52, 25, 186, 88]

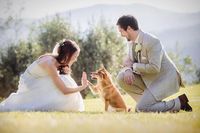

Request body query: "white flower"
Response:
[135, 43, 142, 53]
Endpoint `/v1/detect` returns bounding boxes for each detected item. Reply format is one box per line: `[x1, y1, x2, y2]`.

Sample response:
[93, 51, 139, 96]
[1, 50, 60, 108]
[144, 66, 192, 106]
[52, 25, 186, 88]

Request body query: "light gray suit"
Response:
[117, 30, 183, 112]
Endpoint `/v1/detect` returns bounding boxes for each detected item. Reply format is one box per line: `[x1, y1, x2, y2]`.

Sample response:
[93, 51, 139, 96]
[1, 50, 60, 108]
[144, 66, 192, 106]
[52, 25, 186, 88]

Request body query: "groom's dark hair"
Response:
[117, 15, 139, 31]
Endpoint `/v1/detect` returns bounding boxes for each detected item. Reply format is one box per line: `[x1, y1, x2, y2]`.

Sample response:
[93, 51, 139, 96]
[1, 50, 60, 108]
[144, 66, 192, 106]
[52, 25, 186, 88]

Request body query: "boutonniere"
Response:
[135, 43, 142, 63]
[135, 43, 142, 53]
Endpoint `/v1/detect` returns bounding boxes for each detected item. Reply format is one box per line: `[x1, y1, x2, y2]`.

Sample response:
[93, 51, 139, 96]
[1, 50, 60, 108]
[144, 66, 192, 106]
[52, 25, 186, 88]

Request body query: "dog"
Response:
[88, 66, 130, 112]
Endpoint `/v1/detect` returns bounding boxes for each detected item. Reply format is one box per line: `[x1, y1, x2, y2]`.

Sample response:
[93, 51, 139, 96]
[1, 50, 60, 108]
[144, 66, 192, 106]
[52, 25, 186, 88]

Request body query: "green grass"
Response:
[0, 84, 200, 133]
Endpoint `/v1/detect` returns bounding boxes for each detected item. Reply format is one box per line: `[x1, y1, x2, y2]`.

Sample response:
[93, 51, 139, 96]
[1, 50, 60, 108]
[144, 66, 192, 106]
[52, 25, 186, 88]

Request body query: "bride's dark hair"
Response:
[39, 39, 80, 74]
[55, 39, 80, 74]
[56, 39, 79, 65]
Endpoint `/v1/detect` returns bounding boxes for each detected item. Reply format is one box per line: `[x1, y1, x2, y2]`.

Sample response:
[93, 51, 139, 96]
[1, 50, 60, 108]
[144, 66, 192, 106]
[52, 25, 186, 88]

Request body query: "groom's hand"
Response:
[123, 57, 132, 67]
[124, 69, 135, 85]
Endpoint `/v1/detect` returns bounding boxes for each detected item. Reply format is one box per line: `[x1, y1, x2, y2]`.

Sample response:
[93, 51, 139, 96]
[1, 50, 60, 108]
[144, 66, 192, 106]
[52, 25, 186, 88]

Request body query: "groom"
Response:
[116, 15, 192, 112]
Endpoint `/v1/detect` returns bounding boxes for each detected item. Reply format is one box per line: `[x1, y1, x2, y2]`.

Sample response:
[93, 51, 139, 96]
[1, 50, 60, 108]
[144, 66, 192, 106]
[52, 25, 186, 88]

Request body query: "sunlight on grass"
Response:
[0, 84, 200, 133]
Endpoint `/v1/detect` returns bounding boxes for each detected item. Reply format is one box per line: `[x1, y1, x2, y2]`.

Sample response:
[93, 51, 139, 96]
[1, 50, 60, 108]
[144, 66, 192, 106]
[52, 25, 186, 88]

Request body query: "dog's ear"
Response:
[101, 72, 106, 79]
[100, 64, 105, 69]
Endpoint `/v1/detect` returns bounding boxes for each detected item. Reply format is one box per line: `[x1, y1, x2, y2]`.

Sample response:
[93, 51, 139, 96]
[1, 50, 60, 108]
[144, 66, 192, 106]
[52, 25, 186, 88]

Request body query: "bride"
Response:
[0, 39, 88, 112]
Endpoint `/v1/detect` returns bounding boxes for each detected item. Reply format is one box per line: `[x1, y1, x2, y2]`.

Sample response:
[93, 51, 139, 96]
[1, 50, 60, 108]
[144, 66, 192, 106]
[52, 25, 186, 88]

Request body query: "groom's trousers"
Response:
[117, 69, 181, 112]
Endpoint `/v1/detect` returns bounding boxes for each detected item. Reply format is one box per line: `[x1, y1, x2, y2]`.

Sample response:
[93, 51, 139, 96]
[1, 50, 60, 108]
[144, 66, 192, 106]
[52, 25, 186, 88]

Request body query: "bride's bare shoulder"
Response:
[37, 55, 57, 67]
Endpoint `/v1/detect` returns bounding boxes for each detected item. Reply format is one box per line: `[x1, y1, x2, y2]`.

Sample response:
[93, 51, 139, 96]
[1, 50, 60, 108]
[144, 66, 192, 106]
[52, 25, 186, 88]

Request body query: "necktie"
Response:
[132, 43, 138, 63]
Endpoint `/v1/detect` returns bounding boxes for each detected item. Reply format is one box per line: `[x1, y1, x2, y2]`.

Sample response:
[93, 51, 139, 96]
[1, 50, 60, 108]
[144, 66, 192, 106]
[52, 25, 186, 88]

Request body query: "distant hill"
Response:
[59, 4, 200, 32]
[0, 3, 200, 66]
[155, 23, 200, 66]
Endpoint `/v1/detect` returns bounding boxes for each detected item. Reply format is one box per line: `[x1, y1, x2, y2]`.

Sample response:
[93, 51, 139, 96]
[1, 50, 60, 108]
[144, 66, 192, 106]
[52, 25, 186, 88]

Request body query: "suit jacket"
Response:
[131, 30, 184, 101]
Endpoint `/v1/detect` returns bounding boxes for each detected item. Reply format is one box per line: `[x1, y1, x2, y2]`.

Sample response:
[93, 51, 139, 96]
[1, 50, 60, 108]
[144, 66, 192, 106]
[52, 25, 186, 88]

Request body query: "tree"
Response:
[35, 15, 78, 53]
[0, 41, 41, 97]
[168, 43, 197, 84]
[0, 0, 24, 46]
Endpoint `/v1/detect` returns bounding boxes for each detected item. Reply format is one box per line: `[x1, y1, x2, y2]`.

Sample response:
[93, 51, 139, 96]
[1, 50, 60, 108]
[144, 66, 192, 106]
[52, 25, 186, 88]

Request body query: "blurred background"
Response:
[0, 0, 200, 98]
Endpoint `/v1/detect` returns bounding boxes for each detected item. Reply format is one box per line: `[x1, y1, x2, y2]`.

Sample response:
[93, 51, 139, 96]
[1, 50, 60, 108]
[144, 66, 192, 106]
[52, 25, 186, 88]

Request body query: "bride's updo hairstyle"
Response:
[52, 39, 80, 74]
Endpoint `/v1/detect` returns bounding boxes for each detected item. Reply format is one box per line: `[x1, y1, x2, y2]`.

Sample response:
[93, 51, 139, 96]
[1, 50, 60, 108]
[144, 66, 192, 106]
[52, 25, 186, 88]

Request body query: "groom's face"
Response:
[118, 26, 130, 41]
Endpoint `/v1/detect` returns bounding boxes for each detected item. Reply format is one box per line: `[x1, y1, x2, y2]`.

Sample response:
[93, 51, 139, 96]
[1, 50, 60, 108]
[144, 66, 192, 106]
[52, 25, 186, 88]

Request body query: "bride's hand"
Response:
[81, 72, 88, 89]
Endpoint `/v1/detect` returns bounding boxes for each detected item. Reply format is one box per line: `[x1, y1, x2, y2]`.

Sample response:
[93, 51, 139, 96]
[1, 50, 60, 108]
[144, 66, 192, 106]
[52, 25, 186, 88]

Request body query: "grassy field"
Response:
[0, 84, 200, 133]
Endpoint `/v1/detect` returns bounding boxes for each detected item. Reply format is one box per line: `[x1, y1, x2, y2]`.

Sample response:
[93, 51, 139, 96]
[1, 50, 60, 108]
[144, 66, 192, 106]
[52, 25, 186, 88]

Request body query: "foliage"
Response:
[168, 43, 197, 84]
[0, 0, 24, 45]
[0, 41, 41, 97]
[36, 15, 78, 53]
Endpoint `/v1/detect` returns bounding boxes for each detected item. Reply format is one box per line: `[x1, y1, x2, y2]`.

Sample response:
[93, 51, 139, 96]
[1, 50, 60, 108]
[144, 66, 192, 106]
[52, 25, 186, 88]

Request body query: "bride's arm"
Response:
[38, 57, 88, 94]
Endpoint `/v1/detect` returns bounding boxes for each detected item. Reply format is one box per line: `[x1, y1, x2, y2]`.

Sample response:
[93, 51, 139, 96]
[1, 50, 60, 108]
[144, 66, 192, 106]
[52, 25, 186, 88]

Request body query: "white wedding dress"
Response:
[0, 60, 84, 112]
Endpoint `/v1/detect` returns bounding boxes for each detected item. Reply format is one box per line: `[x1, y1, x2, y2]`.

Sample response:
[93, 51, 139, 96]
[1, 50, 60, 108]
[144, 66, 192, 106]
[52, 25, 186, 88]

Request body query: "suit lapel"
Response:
[132, 30, 144, 63]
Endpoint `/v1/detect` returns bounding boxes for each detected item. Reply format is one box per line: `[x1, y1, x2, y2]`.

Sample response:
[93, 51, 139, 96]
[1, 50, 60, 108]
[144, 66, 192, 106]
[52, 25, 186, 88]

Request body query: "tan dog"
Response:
[88, 66, 130, 112]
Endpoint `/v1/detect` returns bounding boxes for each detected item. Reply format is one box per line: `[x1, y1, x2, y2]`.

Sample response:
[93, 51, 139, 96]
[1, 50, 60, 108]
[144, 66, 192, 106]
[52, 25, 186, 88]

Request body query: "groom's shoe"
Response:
[178, 94, 192, 112]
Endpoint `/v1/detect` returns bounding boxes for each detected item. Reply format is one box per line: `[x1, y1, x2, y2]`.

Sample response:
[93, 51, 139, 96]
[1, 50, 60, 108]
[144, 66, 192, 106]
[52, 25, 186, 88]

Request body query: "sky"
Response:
[0, 0, 200, 19]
